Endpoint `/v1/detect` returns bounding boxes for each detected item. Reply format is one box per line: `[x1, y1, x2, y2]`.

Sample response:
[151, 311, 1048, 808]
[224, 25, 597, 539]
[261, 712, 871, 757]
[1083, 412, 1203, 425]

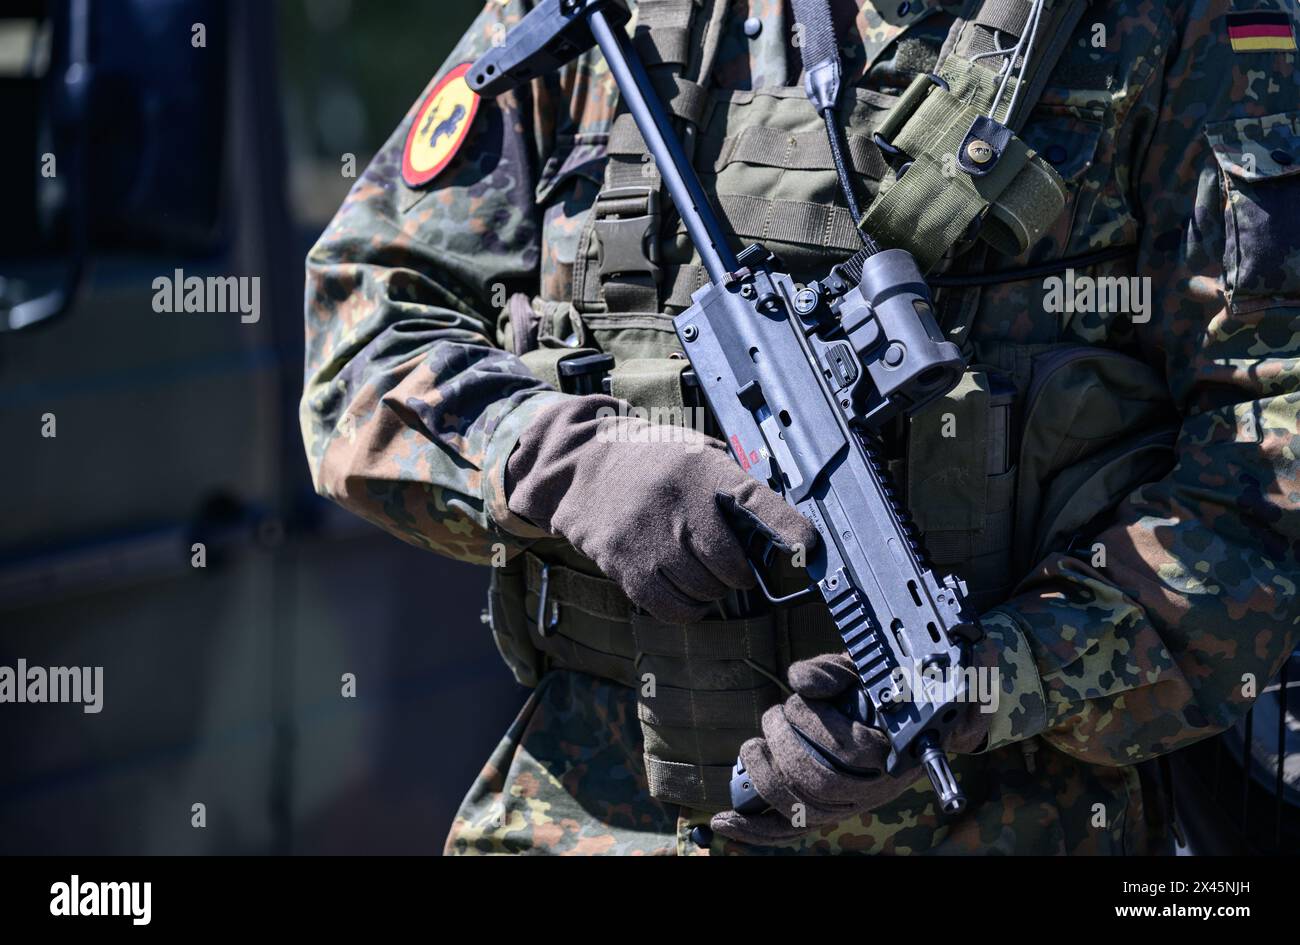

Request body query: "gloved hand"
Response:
[710, 649, 993, 845]
[505, 394, 817, 624]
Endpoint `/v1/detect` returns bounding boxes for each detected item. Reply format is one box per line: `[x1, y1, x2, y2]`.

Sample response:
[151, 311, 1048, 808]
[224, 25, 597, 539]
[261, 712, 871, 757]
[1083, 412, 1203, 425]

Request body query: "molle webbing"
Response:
[712, 125, 889, 177]
[582, 0, 726, 317]
[509, 551, 844, 813]
[711, 193, 865, 254]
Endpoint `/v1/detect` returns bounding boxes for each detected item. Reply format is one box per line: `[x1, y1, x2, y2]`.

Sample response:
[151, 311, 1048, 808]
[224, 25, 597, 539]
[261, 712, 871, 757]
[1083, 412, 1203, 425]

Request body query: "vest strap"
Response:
[519, 346, 605, 392]
[711, 192, 864, 253]
[587, 0, 721, 317]
[644, 758, 735, 812]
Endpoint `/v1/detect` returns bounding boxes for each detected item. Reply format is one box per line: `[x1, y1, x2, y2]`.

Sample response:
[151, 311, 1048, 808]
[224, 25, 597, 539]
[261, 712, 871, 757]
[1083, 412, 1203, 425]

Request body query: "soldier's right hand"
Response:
[505, 395, 817, 624]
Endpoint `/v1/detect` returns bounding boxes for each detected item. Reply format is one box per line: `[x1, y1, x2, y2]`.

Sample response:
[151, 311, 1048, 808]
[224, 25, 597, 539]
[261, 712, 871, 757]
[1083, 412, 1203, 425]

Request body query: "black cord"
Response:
[929, 245, 1136, 287]
[822, 109, 878, 254]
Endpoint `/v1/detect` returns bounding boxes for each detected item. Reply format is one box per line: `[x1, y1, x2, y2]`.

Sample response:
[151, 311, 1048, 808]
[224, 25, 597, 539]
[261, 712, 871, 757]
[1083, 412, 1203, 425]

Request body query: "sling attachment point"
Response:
[790, 0, 874, 248]
[959, 114, 1014, 176]
[535, 563, 560, 637]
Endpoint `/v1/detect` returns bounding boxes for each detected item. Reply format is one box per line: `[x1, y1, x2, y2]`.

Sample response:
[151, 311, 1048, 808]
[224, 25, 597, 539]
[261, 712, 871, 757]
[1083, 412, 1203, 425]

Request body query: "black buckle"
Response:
[556, 352, 615, 395]
[593, 185, 662, 283]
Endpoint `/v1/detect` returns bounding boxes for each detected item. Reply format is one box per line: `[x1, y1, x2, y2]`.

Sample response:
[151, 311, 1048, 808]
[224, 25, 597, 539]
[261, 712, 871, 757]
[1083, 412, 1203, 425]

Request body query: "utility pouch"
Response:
[499, 291, 613, 394]
[485, 553, 545, 689]
[865, 64, 1066, 271]
[906, 367, 1018, 611]
[862, 0, 1093, 270]
[1014, 346, 1180, 572]
[908, 369, 991, 534]
[905, 341, 1181, 611]
[607, 356, 693, 421]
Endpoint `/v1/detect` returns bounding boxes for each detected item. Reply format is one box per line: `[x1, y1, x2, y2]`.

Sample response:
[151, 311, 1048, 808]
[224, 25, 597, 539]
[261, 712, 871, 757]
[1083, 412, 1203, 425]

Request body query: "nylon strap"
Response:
[518, 346, 602, 390]
[972, 0, 1034, 37]
[789, 0, 843, 112]
[644, 758, 735, 811]
[713, 126, 888, 177]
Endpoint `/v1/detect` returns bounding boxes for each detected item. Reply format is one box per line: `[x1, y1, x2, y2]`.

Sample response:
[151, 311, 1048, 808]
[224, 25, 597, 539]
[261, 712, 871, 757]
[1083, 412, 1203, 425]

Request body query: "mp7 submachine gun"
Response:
[470, 0, 982, 815]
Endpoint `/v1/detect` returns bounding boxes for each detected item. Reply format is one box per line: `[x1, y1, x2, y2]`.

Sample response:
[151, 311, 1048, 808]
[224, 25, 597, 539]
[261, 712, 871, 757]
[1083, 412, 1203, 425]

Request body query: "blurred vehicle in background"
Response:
[0, 0, 522, 855]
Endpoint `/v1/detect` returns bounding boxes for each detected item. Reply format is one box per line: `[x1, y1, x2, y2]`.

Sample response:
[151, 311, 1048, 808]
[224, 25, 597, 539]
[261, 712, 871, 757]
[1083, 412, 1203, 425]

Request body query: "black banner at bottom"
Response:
[0, 853, 1286, 932]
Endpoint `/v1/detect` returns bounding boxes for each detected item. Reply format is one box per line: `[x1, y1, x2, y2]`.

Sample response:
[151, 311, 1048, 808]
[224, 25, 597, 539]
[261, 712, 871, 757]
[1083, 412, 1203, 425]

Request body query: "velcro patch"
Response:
[1226, 11, 1297, 53]
[402, 62, 480, 187]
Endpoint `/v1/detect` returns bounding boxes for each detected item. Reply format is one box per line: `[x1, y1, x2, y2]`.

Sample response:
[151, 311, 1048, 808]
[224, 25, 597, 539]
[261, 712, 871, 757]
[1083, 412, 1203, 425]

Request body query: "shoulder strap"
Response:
[939, 0, 1092, 132]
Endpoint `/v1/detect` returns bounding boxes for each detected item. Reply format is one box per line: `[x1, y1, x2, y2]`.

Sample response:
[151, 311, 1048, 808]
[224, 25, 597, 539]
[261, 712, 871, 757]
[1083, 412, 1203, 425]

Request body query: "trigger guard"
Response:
[748, 557, 817, 606]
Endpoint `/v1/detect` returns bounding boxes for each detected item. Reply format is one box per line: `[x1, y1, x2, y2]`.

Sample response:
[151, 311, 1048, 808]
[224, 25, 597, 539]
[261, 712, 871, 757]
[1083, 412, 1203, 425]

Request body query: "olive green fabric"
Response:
[907, 369, 991, 534]
[861, 60, 1066, 270]
[1008, 345, 1180, 574]
[486, 549, 845, 813]
[608, 357, 691, 418]
[518, 347, 604, 392]
[485, 552, 545, 689]
[860, 0, 1093, 270]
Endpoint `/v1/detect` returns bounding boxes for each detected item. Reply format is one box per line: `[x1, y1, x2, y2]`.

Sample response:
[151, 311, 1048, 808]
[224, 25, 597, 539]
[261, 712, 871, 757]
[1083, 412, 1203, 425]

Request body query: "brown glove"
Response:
[710, 649, 993, 845]
[505, 395, 818, 624]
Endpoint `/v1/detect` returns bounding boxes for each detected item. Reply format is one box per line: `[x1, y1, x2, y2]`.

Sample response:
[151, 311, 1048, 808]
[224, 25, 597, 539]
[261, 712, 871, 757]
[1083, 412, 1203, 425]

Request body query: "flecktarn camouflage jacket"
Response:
[301, 0, 1300, 855]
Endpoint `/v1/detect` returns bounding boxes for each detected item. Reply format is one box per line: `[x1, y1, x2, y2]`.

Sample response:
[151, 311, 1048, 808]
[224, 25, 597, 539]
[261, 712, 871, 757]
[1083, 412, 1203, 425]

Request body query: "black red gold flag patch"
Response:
[402, 62, 480, 187]
[1226, 11, 1297, 52]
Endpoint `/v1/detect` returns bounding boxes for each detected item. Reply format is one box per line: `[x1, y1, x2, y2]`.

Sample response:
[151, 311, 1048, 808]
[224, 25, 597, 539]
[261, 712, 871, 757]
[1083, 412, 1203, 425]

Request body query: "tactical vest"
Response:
[485, 0, 1180, 813]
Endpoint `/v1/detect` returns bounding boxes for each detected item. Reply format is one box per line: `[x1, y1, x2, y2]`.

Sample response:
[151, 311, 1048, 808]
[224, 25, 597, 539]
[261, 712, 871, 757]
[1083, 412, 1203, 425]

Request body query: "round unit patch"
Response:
[402, 62, 480, 187]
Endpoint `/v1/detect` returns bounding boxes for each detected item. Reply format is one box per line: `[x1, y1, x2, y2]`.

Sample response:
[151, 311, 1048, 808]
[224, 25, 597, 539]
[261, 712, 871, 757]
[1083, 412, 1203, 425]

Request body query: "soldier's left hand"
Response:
[710, 649, 992, 846]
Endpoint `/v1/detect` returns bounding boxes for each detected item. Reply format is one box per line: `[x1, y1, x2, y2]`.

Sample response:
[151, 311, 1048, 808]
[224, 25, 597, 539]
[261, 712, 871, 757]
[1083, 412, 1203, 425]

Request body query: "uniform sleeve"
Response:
[980, 0, 1300, 763]
[300, 1, 587, 563]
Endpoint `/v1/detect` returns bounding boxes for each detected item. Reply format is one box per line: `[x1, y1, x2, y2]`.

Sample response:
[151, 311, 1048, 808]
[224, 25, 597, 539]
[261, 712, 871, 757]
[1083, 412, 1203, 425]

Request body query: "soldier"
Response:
[301, 0, 1300, 854]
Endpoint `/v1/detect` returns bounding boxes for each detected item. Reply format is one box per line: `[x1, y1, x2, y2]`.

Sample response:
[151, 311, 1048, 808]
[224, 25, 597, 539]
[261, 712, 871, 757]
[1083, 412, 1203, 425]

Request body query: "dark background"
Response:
[0, 0, 525, 854]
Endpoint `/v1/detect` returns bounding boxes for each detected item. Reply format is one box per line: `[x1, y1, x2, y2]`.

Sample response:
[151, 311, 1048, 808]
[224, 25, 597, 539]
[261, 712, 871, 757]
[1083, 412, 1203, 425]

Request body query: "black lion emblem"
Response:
[421, 103, 467, 148]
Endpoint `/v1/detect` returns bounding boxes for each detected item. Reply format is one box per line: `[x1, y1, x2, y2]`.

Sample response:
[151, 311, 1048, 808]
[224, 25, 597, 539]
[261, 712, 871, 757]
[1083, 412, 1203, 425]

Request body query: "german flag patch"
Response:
[1227, 11, 1297, 53]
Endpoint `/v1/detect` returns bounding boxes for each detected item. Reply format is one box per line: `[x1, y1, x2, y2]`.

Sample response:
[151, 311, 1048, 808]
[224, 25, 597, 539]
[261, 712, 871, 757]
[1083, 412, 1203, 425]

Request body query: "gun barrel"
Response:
[918, 735, 967, 814]
[587, 9, 736, 282]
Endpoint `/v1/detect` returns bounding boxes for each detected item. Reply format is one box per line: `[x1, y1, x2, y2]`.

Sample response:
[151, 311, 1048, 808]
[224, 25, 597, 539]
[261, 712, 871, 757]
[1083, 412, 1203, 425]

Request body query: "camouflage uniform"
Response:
[302, 0, 1300, 854]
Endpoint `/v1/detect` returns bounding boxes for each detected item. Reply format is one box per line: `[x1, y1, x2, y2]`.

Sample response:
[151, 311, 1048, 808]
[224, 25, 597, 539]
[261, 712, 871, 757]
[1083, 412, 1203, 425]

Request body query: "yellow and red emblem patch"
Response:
[402, 62, 480, 187]
[1227, 11, 1297, 53]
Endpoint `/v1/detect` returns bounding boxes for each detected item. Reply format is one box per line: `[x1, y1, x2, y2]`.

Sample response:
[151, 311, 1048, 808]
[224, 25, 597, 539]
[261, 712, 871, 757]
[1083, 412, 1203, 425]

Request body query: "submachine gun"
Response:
[471, 0, 983, 815]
